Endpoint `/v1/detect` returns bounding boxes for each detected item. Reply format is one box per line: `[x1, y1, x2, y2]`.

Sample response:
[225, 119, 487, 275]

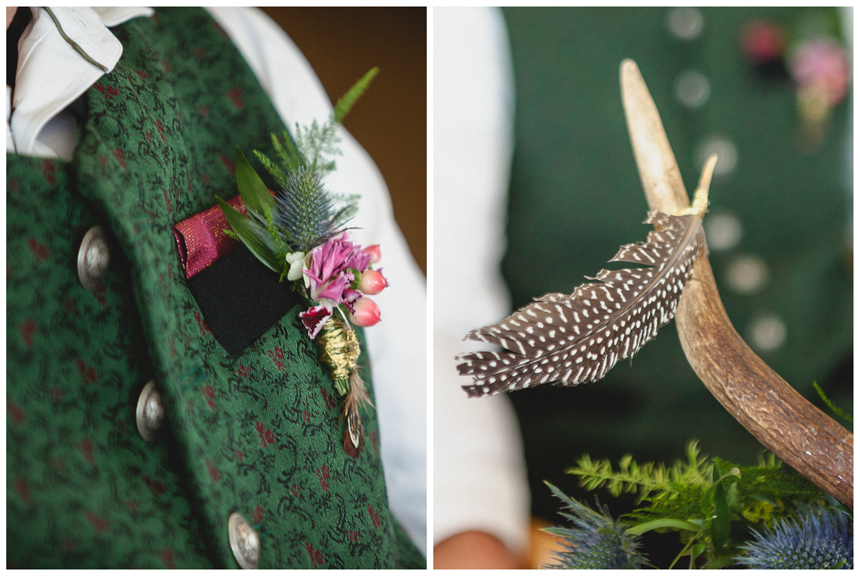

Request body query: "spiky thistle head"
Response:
[274, 166, 342, 253]
[543, 483, 647, 569]
[736, 506, 853, 569]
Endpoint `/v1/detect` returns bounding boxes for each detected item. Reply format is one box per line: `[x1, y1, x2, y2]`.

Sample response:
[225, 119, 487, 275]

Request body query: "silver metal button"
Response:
[136, 380, 165, 441]
[77, 225, 110, 292]
[229, 512, 260, 569]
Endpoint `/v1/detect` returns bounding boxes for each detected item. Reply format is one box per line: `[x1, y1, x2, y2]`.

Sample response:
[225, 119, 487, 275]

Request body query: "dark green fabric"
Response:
[7, 8, 422, 568]
[501, 7, 852, 520]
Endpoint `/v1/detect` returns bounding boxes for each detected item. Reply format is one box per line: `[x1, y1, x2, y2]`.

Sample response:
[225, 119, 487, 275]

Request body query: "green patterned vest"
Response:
[501, 7, 852, 520]
[7, 8, 423, 569]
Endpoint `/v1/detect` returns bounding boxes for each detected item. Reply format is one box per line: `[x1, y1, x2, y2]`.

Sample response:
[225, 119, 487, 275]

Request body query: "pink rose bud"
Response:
[350, 297, 381, 327]
[359, 269, 388, 295]
[363, 244, 381, 264]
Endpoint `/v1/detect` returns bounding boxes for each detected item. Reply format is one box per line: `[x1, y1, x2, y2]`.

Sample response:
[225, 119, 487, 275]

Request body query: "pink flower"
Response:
[303, 233, 371, 307]
[359, 269, 388, 295]
[790, 38, 851, 106]
[299, 305, 332, 339]
[298, 233, 372, 338]
[349, 297, 381, 327]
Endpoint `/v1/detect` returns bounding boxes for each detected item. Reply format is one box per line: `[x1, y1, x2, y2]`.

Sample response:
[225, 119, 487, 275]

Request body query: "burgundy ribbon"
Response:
[173, 195, 246, 279]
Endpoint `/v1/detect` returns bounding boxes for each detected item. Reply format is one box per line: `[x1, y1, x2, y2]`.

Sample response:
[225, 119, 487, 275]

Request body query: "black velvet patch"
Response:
[186, 247, 301, 356]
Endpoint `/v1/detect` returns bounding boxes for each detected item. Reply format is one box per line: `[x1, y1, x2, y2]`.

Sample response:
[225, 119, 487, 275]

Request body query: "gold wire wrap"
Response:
[317, 317, 361, 397]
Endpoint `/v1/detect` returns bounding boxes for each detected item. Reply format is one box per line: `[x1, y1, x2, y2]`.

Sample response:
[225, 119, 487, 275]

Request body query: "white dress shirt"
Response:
[433, 7, 530, 555]
[6, 6, 427, 553]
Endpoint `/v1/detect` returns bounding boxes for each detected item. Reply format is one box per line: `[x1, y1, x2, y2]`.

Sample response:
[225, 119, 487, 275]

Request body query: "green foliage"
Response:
[334, 67, 378, 123]
[563, 441, 836, 568]
[235, 147, 278, 218]
[214, 196, 280, 272]
[254, 146, 287, 189]
[219, 69, 377, 274]
[813, 381, 853, 424]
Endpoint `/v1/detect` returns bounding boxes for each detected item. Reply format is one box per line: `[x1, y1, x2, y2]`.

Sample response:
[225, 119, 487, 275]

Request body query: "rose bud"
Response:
[363, 244, 381, 265]
[359, 269, 388, 295]
[349, 297, 381, 327]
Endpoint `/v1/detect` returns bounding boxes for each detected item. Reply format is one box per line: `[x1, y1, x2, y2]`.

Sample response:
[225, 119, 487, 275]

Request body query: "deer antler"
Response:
[621, 59, 853, 507]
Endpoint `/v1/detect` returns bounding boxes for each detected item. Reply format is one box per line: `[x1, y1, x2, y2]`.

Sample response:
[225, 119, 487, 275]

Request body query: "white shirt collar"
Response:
[8, 7, 153, 158]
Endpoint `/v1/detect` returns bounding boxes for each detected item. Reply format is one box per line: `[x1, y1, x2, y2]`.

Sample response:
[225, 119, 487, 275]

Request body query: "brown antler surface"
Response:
[620, 59, 853, 507]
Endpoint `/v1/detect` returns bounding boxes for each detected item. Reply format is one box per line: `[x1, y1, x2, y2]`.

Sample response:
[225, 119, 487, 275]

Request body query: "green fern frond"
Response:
[813, 381, 853, 423]
[273, 130, 304, 173]
[253, 150, 287, 189]
[334, 67, 379, 123]
[569, 441, 713, 503]
[294, 119, 341, 174]
[262, 203, 289, 261]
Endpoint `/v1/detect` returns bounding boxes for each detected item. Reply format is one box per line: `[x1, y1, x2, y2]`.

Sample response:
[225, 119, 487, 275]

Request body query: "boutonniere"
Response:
[216, 68, 387, 455]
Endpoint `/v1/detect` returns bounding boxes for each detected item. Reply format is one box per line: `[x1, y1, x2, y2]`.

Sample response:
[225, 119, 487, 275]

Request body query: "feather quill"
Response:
[457, 158, 715, 398]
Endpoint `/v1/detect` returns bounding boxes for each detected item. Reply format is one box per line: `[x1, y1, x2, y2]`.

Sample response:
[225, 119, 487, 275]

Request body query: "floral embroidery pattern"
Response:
[305, 542, 324, 568]
[255, 422, 275, 447]
[267, 346, 285, 371]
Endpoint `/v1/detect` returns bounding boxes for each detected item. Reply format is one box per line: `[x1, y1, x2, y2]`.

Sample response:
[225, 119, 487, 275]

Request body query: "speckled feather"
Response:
[457, 211, 705, 397]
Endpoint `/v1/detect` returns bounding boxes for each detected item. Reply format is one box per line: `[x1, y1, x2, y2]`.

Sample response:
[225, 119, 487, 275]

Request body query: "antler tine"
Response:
[620, 59, 853, 507]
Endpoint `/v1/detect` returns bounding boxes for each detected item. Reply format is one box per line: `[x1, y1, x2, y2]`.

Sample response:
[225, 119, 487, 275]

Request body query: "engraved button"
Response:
[77, 225, 110, 292]
[136, 380, 165, 441]
[229, 512, 260, 569]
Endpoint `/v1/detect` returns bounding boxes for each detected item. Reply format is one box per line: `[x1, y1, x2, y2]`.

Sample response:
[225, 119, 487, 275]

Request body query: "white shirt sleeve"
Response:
[433, 7, 530, 554]
[206, 7, 428, 553]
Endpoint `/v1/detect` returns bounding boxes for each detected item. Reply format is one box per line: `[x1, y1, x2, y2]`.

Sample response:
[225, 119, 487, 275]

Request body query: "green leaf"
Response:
[690, 541, 706, 564]
[334, 67, 379, 123]
[627, 518, 702, 536]
[710, 481, 731, 551]
[235, 147, 277, 220]
[215, 196, 281, 272]
[349, 268, 362, 290]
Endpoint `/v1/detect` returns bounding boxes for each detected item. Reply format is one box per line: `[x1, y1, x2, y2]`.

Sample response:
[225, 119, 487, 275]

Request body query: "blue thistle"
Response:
[736, 506, 852, 569]
[219, 69, 374, 276]
[544, 482, 647, 569]
[273, 166, 342, 253]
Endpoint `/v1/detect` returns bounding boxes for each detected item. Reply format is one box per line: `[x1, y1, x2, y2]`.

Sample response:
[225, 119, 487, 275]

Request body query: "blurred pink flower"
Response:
[742, 20, 785, 64]
[790, 38, 851, 106]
